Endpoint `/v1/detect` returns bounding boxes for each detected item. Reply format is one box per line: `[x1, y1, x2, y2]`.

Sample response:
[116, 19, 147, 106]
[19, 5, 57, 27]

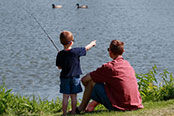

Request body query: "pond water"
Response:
[0, 0, 174, 100]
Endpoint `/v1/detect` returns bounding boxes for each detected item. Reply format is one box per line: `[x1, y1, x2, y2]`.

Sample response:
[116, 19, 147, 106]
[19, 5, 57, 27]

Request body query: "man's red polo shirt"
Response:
[90, 56, 144, 110]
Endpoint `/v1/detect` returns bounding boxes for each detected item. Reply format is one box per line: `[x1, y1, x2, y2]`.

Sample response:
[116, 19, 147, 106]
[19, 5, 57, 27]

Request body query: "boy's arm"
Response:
[85, 40, 96, 51]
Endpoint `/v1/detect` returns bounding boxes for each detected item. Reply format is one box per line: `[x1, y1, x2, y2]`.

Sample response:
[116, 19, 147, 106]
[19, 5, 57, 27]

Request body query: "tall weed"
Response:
[0, 87, 62, 115]
[136, 65, 174, 102]
[0, 87, 12, 114]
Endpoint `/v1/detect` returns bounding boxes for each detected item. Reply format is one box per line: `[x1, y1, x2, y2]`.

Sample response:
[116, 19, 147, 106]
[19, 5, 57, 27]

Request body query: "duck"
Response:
[52, 4, 62, 8]
[76, 3, 88, 9]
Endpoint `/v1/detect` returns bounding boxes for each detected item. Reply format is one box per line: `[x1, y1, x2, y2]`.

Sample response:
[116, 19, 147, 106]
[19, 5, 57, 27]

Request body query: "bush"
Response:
[0, 86, 62, 115]
[136, 65, 174, 102]
[0, 87, 12, 114]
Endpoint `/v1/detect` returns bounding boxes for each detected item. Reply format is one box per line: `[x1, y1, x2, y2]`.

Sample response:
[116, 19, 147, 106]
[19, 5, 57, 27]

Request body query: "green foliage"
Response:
[0, 86, 62, 115]
[0, 65, 174, 115]
[0, 87, 12, 114]
[136, 65, 174, 102]
[159, 70, 174, 100]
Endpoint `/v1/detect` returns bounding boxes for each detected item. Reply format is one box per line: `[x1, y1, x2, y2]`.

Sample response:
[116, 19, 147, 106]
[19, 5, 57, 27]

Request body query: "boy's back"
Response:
[56, 47, 86, 78]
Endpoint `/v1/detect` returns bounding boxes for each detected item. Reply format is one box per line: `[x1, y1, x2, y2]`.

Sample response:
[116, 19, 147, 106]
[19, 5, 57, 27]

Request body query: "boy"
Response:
[56, 31, 96, 115]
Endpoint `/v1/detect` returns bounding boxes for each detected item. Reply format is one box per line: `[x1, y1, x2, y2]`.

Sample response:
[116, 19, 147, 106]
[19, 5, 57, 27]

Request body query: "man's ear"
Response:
[109, 50, 113, 57]
[69, 41, 73, 46]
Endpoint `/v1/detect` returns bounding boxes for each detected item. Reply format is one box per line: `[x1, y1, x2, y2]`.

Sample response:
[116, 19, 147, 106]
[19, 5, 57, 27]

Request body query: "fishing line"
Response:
[24, 9, 59, 52]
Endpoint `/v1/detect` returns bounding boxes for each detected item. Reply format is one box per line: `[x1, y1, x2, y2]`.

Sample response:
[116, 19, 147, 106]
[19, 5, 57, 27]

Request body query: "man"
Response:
[76, 40, 144, 113]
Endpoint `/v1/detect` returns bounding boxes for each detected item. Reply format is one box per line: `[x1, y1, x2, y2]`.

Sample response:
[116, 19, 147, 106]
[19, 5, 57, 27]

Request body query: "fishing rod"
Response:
[24, 9, 59, 52]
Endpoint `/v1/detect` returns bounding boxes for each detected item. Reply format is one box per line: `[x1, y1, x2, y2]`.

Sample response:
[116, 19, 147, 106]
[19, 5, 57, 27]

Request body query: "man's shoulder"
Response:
[105, 58, 128, 68]
[102, 62, 113, 69]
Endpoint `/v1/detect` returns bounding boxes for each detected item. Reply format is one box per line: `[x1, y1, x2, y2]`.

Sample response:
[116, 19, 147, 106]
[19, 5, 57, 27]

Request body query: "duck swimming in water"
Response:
[52, 4, 62, 8]
[76, 3, 88, 9]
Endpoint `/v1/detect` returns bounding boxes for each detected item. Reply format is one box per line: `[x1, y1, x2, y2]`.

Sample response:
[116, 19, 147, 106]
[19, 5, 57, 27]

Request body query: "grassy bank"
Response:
[76, 100, 174, 116]
[1, 65, 174, 116]
[1, 94, 173, 116]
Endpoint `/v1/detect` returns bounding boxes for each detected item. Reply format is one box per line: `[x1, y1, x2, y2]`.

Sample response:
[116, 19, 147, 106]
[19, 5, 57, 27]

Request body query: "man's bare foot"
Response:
[85, 100, 99, 112]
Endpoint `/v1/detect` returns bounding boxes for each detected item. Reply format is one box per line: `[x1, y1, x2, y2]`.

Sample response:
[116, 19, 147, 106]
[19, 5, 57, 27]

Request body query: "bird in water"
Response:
[52, 4, 62, 8]
[76, 3, 88, 9]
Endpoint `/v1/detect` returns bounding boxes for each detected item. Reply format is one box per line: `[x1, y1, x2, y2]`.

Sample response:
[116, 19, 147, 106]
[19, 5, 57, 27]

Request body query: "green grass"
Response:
[91, 100, 174, 116]
[23, 100, 174, 116]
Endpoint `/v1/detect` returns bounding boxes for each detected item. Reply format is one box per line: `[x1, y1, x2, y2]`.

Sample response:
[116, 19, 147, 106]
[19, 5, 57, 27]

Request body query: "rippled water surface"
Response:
[0, 0, 174, 100]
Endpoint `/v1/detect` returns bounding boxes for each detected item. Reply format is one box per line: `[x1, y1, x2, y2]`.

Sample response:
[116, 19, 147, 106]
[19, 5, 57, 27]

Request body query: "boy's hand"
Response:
[90, 40, 96, 47]
[85, 40, 97, 51]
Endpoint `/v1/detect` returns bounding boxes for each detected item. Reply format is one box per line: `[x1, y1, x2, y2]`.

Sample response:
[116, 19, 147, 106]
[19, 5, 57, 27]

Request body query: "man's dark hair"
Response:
[110, 40, 124, 55]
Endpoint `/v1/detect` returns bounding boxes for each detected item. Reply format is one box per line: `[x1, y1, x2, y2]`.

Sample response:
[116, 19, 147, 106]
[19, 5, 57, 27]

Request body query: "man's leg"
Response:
[86, 100, 99, 112]
[77, 74, 95, 111]
[91, 83, 115, 110]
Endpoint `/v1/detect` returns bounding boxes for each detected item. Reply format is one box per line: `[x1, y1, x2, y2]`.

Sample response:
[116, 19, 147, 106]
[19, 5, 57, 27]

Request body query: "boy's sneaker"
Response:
[75, 107, 81, 114]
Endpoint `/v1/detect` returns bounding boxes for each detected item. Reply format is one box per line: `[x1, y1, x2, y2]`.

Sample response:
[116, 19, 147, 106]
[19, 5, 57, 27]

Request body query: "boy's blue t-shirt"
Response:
[56, 47, 86, 78]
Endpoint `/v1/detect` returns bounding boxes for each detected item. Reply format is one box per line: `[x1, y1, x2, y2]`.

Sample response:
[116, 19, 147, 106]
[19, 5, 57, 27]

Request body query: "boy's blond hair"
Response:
[60, 31, 74, 45]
